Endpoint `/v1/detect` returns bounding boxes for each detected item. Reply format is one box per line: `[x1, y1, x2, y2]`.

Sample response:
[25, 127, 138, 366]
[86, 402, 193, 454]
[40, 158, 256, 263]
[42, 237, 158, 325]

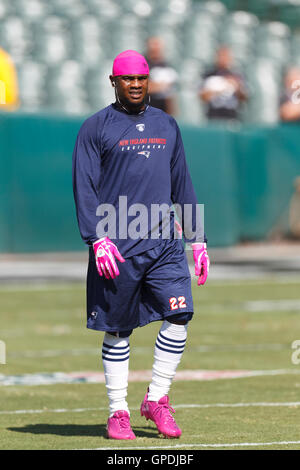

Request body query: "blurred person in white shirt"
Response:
[199, 46, 248, 122]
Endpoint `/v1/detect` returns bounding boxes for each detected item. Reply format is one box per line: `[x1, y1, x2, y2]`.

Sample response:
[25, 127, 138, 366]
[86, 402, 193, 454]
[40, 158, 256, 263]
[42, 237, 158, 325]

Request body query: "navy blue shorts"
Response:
[86, 239, 193, 335]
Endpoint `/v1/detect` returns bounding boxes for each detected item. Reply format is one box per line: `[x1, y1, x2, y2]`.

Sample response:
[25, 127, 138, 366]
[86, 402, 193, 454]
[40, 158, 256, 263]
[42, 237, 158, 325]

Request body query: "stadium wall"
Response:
[0, 112, 299, 253]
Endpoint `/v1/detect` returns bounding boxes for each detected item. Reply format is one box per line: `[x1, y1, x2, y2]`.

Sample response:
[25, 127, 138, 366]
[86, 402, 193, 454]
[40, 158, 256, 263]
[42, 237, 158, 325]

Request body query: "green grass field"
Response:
[1, 278, 300, 450]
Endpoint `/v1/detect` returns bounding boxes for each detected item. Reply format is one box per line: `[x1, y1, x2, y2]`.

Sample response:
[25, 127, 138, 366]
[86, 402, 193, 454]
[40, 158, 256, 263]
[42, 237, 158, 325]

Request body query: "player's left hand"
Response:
[192, 242, 210, 286]
[93, 237, 125, 280]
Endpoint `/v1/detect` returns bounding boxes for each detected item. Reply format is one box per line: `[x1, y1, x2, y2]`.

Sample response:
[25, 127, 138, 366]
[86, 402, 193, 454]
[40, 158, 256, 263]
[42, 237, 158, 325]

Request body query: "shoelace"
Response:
[153, 402, 176, 424]
[118, 416, 131, 430]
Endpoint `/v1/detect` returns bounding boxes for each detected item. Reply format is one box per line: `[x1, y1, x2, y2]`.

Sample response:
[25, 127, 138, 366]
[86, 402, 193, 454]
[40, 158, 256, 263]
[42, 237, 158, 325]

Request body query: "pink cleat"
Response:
[106, 410, 136, 440]
[140, 391, 182, 438]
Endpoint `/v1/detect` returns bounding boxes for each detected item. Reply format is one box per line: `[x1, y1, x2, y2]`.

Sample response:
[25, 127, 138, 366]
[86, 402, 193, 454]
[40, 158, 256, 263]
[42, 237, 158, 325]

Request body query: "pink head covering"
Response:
[112, 50, 149, 76]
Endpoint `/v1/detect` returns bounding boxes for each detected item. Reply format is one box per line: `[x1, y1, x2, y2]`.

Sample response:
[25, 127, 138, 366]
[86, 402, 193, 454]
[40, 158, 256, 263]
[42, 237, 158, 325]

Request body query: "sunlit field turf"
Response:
[1, 278, 300, 450]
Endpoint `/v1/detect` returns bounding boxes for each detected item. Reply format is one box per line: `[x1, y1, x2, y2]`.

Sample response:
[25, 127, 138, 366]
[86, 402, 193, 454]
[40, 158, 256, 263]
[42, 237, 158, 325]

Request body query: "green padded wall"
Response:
[0, 112, 84, 252]
[180, 123, 241, 246]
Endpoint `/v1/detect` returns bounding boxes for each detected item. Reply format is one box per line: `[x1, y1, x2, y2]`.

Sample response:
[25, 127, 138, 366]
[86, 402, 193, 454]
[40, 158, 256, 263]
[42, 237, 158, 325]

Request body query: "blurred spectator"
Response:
[0, 46, 19, 111]
[199, 46, 248, 121]
[145, 37, 178, 116]
[279, 67, 300, 122]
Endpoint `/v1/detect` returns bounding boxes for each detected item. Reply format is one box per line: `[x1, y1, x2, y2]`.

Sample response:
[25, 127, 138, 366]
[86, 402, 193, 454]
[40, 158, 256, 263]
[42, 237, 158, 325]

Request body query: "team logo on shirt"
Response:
[118, 137, 166, 157]
[136, 123, 145, 132]
[137, 150, 150, 158]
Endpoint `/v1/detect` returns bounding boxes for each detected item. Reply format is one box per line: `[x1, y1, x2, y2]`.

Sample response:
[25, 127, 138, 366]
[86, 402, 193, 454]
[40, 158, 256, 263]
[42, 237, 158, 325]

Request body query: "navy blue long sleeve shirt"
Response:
[72, 103, 205, 257]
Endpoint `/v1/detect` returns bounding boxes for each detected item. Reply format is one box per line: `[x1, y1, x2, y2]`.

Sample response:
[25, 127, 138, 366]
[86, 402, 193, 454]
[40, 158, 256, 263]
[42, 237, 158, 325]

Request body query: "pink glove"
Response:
[93, 237, 125, 280]
[192, 242, 210, 286]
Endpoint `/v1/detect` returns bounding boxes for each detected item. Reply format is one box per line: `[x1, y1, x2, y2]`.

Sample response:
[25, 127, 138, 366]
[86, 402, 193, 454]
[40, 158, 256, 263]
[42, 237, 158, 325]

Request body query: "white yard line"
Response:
[176, 402, 300, 409]
[0, 277, 300, 293]
[0, 282, 85, 292]
[0, 407, 107, 415]
[1, 368, 300, 386]
[207, 277, 300, 286]
[204, 299, 300, 313]
[1, 401, 300, 416]
[8, 348, 100, 358]
[244, 299, 300, 312]
[79, 440, 300, 450]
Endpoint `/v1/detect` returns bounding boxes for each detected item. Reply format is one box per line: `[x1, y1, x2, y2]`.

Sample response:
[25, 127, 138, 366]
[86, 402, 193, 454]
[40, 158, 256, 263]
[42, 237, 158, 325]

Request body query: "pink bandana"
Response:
[112, 50, 149, 76]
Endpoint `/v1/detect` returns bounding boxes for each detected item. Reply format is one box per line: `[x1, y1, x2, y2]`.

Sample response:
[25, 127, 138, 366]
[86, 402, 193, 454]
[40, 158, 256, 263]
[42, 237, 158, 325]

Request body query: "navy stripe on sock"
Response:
[155, 343, 185, 355]
[102, 354, 130, 362]
[158, 333, 186, 346]
[159, 331, 187, 344]
[156, 336, 186, 351]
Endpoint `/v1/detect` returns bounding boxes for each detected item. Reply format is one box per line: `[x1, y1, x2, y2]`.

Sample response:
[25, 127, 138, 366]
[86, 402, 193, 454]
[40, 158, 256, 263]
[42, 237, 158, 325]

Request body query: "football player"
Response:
[72, 50, 209, 440]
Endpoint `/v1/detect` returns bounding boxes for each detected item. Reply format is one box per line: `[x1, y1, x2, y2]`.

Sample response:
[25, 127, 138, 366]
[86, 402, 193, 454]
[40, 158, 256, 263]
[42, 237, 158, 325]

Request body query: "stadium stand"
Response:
[0, 0, 300, 123]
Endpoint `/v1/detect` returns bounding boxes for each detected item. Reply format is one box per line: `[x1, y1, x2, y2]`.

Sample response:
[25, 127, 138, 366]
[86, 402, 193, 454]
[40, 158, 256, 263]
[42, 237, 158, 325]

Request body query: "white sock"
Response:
[102, 333, 130, 417]
[148, 320, 188, 402]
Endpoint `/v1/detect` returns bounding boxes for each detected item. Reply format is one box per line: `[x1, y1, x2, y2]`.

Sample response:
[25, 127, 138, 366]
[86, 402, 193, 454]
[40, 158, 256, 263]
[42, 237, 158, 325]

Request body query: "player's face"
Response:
[113, 75, 149, 109]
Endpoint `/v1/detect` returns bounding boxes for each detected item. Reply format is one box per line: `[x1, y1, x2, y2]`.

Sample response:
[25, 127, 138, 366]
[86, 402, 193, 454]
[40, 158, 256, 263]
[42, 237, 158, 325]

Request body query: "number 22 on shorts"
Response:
[169, 296, 187, 310]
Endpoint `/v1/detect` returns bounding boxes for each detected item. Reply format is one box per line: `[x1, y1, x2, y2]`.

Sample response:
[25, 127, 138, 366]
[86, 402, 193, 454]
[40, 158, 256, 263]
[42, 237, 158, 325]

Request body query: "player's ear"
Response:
[109, 75, 116, 87]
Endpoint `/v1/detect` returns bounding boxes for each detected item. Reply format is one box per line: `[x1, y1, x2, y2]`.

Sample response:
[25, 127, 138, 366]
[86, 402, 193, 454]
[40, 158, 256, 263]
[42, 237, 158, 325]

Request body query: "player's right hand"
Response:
[93, 237, 125, 279]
